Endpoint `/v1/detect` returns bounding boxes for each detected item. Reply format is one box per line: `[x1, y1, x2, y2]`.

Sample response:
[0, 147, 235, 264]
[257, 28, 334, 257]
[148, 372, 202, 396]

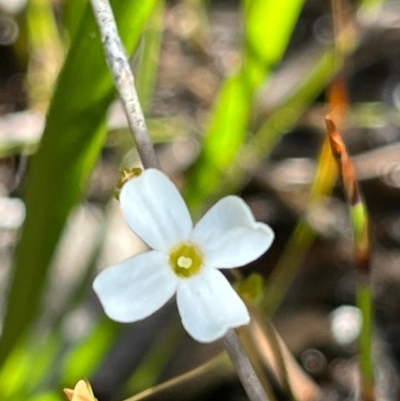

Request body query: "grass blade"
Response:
[326, 117, 374, 401]
[0, 0, 156, 365]
[186, 0, 305, 212]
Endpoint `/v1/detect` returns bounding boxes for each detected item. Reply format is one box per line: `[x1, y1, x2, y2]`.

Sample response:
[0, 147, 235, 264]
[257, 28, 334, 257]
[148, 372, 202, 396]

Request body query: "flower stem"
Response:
[357, 277, 375, 401]
[223, 329, 271, 401]
[90, 0, 160, 169]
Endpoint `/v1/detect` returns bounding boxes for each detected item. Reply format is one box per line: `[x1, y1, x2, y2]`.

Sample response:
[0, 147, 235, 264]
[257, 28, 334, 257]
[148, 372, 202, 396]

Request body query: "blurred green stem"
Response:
[261, 138, 337, 315]
[136, 0, 165, 114]
[26, 0, 63, 111]
[357, 278, 374, 401]
[261, 220, 315, 316]
[200, 47, 337, 212]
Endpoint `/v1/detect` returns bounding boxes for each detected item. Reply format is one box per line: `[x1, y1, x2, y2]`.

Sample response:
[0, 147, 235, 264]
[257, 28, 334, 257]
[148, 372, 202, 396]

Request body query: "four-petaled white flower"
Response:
[93, 169, 274, 343]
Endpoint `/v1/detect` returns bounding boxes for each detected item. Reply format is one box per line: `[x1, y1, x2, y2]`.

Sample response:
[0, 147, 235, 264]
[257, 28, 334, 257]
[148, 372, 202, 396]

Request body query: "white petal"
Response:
[177, 268, 250, 343]
[191, 196, 274, 268]
[93, 251, 178, 322]
[120, 169, 192, 251]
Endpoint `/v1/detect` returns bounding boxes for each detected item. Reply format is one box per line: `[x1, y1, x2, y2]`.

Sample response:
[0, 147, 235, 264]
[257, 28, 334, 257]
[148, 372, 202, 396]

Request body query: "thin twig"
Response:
[90, 0, 160, 169]
[223, 329, 271, 401]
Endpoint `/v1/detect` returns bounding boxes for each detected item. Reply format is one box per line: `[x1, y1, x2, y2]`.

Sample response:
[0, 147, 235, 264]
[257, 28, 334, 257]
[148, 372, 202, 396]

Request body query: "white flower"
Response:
[93, 169, 274, 343]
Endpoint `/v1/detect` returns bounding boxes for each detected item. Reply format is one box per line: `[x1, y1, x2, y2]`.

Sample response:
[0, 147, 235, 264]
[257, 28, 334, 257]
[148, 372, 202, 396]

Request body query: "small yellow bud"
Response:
[236, 273, 264, 305]
[114, 167, 143, 200]
[63, 380, 98, 401]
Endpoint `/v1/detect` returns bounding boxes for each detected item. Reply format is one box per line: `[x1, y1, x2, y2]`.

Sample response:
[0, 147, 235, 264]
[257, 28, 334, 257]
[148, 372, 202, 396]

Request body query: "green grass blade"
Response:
[244, 0, 304, 66]
[30, 394, 62, 401]
[186, 0, 305, 212]
[26, 0, 63, 110]
[126, 322, 181, 395]
[357, 280, 374, 397]
[197, 47, 337, 207]
[136, 0, 165, 114]
[261, 137, 337, 315]
[62, 319, 118, 385]
[0, 0, 156, 365]
[0, 334, 60, 400]
[63, 0, 89, 42]
[326, 117, 375, 400]
[186, 72, 253, 213]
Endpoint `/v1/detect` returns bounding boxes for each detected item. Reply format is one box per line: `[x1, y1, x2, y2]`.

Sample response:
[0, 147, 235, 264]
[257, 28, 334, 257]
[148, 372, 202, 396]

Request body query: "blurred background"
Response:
[1, 0, 400, 400]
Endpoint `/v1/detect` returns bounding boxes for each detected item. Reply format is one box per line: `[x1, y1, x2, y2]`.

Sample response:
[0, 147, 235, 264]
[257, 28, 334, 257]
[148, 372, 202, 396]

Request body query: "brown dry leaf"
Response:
[247, 316, 321, 401]
[325, 116, 359, 205]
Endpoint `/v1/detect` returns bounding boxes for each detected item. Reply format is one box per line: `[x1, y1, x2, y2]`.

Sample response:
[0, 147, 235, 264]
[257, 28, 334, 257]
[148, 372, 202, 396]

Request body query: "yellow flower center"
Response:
[169, 242, 204, 278]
